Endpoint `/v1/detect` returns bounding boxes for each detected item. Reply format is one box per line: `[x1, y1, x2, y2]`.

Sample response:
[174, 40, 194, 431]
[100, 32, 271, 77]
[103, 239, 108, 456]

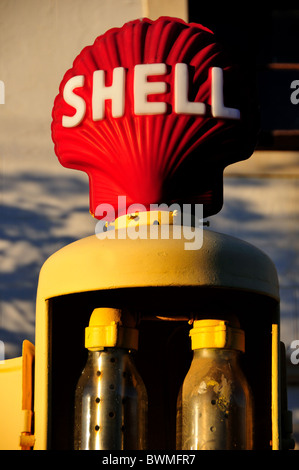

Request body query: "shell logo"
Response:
[61, 64, 240, 127]
[52, 17, 258, 219]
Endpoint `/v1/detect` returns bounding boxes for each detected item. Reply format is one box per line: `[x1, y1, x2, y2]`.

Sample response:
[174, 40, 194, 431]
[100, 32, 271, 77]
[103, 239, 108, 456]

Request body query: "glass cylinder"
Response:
[74, 347, 148, 450]
[176, 321, 254, 450]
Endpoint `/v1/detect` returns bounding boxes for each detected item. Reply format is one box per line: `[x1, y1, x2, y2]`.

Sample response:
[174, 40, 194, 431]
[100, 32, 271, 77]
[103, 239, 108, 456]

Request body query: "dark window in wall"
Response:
[188, 5, 299, 149]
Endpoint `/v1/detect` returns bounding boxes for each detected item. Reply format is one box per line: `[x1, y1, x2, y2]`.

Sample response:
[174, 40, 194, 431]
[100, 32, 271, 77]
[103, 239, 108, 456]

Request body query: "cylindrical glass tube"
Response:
[74, 348, 148, 450]
[176, 347, 254, 450]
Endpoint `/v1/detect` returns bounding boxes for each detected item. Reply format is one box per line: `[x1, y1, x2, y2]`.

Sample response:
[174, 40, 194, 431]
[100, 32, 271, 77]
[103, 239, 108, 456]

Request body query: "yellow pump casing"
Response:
[31, 218, 283, 450]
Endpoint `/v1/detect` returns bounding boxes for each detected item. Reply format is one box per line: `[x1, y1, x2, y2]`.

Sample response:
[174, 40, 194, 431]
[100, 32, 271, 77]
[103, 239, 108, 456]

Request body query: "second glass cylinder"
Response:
[176, 319, 254, 450]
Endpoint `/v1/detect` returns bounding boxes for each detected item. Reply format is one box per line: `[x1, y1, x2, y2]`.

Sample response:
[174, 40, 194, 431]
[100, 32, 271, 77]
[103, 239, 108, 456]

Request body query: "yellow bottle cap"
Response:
[190, 319, 245, 352]
[85, 308, 139, 351]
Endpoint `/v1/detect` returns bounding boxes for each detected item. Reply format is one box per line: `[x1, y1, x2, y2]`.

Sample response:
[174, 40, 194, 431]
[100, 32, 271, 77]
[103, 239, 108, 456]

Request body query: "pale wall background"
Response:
[0, 0, 298, 447]
[0, 0, 187, 357]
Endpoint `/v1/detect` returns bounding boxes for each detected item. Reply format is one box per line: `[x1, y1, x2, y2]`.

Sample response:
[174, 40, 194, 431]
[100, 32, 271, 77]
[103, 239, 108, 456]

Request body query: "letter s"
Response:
[290, 80, 299, 105]
[62, 75, 86, 127]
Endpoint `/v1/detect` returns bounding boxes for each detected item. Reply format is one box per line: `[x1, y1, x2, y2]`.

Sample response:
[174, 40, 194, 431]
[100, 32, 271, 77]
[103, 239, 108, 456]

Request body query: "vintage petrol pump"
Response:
[0, 16, 294, 450]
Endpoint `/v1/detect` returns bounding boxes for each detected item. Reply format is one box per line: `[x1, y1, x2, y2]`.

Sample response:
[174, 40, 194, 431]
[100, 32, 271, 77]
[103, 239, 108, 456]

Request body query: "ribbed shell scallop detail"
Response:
[51, 17, 258, 219]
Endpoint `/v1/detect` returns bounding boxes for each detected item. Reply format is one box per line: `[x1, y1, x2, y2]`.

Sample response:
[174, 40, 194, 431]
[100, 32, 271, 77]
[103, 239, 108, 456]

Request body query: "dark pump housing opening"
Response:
[48, 286, 275, 450]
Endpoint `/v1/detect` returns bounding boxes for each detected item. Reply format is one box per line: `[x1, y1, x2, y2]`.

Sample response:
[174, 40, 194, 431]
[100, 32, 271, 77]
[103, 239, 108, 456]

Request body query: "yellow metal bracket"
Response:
[0, 339, 35, 450]
[20, 340, 35, 450]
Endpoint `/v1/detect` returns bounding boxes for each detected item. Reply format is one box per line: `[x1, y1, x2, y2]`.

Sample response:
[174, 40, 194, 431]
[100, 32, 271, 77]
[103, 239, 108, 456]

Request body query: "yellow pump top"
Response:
[189, 319, 245, 352]
[85, 307, 139, 351]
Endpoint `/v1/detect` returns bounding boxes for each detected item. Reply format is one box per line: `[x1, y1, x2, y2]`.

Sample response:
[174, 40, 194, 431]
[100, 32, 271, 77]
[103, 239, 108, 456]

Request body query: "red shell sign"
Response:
[51, 17, 258, 220]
